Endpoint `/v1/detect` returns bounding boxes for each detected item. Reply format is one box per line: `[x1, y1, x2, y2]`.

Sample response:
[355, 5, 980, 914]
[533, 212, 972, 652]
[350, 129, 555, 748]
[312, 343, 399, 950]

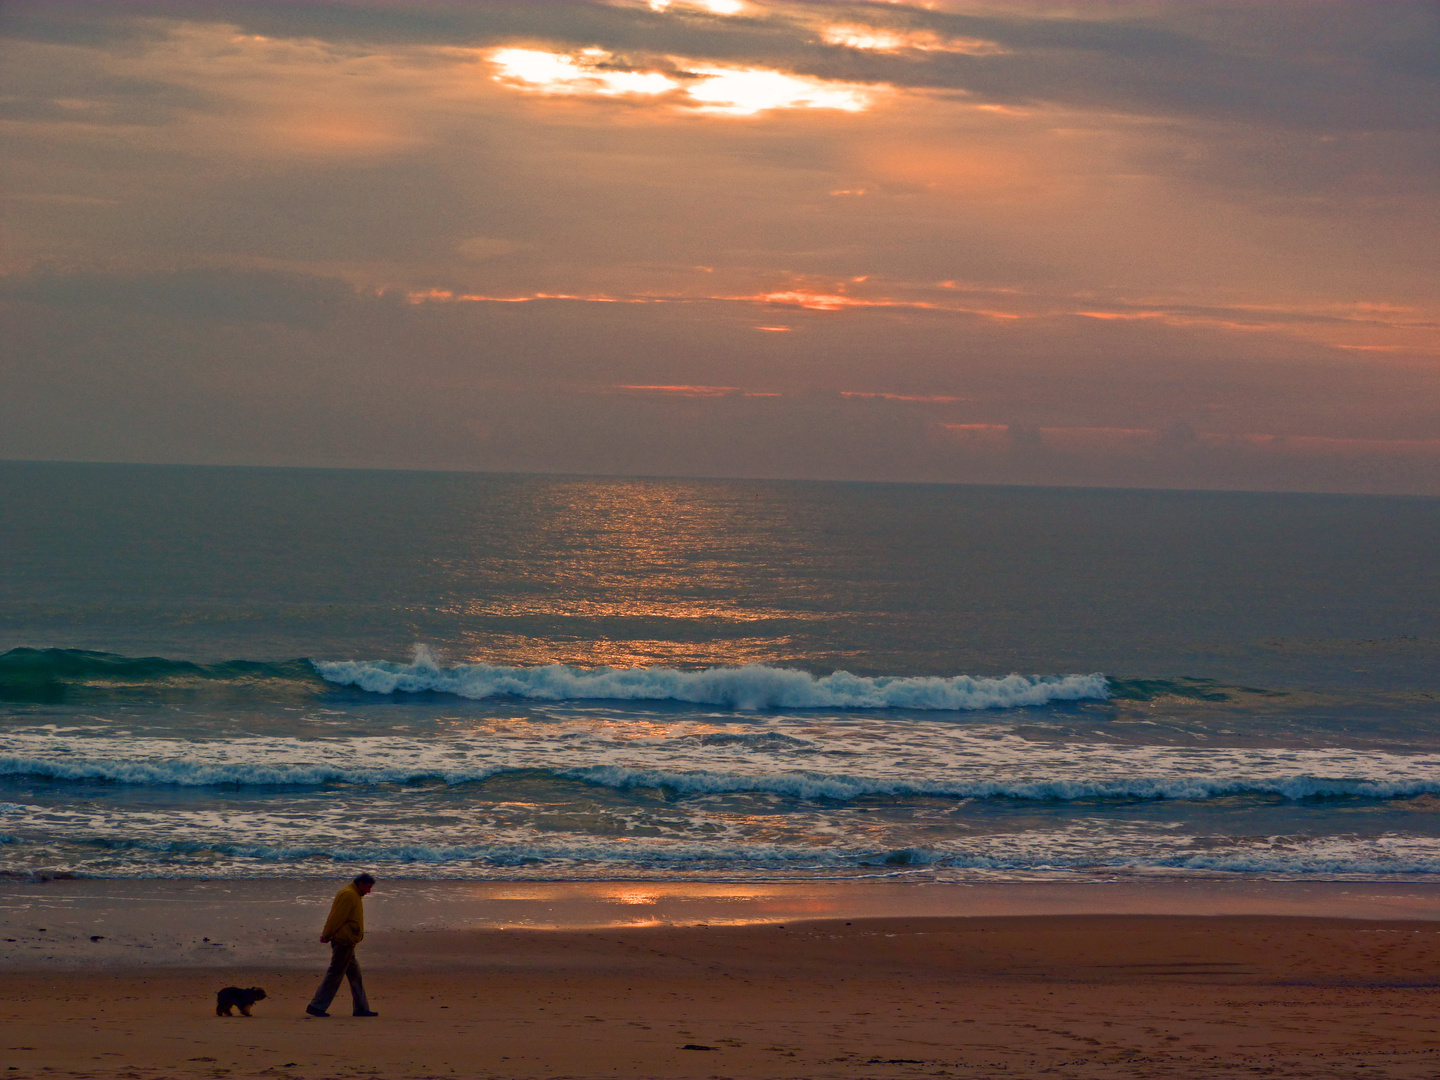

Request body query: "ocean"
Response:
[2, 460, 1438, 884]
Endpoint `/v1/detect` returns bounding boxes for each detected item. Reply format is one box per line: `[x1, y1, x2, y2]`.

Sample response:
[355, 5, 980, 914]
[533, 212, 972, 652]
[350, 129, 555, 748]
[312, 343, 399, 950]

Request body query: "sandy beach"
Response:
[3, 881, 1439, 1079]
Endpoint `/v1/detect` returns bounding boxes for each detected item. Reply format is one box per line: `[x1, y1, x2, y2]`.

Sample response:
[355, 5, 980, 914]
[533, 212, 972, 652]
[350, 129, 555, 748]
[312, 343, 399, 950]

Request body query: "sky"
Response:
[2, 0, 1438, 494]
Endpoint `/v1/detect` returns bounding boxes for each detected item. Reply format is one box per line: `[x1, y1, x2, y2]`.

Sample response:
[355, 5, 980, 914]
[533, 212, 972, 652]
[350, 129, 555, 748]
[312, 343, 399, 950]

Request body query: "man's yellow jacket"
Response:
[322, 883, 365, 946]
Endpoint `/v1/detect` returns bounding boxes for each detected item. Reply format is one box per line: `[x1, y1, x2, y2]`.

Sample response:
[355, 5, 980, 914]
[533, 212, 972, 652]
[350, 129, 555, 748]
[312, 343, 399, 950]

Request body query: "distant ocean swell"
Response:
[0, 648, 320, 702]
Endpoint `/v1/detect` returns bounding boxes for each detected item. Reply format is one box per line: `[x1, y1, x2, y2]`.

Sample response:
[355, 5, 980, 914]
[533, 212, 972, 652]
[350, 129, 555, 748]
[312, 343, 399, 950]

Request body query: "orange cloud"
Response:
[756, 290, 857, 311]
[1071, 302, 1440, 354]
[616, 384, 784, 398]
[934, 425, 1440, 459]
[404, 287, 1434, 359]
[843, 392, 972, 403]
[618, 384, 740, 396]
[751, 289, 937, 312]
[406, 289, 637, 305]
[974, 104, 1030, 117]
[406, 282, 1031, 322]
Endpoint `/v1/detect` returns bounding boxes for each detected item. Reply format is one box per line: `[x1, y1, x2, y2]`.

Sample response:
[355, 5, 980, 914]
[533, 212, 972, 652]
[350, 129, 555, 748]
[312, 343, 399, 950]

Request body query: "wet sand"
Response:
[3, 881, 1440, 1078]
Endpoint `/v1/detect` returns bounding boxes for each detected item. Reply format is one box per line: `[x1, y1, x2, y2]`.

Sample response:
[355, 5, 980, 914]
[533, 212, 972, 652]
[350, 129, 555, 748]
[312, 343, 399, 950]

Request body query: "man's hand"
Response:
[320, 935, 329, 943]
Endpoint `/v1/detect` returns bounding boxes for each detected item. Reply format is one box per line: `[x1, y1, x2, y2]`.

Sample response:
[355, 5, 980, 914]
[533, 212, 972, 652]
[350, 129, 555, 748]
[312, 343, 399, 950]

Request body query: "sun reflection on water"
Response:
[415, 477, 865, 670]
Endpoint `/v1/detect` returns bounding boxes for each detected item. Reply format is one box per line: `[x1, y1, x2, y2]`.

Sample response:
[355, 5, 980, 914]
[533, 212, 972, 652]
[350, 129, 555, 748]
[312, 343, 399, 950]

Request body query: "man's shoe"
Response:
[353, 1009, 379, 1017]
[305, 1006, 329, 1017]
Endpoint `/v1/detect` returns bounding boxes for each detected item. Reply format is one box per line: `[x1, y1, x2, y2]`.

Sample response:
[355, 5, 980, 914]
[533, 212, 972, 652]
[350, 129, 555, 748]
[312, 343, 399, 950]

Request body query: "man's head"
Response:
[353, 872, 376, 896]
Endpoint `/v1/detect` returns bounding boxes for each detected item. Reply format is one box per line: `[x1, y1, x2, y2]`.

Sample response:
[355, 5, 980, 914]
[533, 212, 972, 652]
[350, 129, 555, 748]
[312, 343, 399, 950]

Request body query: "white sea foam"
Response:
[312, 649, 1109, 711]
[7, 796, 1440, 880]
[7, 715, 1440, 882]
[2, 729, 1439, 802]
[561, 765, 1440, 802]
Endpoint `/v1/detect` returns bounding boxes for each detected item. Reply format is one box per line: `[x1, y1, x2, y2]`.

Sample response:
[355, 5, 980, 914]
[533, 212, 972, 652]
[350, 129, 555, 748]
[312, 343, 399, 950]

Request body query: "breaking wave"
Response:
[313, 648, 1109, 711]
[3, 647, 1292, 711]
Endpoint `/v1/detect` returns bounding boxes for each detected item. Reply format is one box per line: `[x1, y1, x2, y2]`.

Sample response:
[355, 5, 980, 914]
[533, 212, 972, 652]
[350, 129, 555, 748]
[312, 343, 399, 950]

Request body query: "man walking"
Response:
[306, 872, 379, 1017]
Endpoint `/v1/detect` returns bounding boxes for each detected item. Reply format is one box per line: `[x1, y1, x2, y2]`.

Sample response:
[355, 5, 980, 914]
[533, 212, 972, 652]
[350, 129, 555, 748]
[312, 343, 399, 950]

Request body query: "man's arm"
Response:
[320, 889, 359, 943]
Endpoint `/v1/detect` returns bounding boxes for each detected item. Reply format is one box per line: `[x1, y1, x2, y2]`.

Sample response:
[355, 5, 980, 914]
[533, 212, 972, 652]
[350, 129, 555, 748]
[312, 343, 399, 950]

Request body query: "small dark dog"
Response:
[215, 986, 267, 1016]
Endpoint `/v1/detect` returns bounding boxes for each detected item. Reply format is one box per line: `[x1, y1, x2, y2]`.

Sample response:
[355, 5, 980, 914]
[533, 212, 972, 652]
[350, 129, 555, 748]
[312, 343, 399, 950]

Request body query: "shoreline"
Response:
[4, 876, 1440, 972]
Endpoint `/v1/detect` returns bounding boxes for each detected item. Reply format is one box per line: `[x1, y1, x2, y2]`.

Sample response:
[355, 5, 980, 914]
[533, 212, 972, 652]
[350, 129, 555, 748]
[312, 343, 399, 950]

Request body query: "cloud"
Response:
[485, 44, 878, 114]
[8, 1, 1435, 133]
[4, 265, 1439, 493]
[8, 0, 1430, 135]
[1, 3, 1435, 494]
[0, 71, 212, 127]
[489, 46, 681, 99]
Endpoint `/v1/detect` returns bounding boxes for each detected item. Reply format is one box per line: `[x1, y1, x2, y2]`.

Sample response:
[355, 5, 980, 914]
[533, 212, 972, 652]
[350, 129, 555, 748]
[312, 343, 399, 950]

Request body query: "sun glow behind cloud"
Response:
[489, 48, 677, 97]
[648, 0, 749, 14]
[486, 48, 878, 115]
[683, 67, 874, 115]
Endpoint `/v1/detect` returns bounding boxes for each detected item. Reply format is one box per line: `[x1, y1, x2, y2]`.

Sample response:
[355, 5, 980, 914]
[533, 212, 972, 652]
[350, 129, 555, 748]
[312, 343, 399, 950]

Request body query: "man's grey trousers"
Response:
[309, 941, 370, 1014]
